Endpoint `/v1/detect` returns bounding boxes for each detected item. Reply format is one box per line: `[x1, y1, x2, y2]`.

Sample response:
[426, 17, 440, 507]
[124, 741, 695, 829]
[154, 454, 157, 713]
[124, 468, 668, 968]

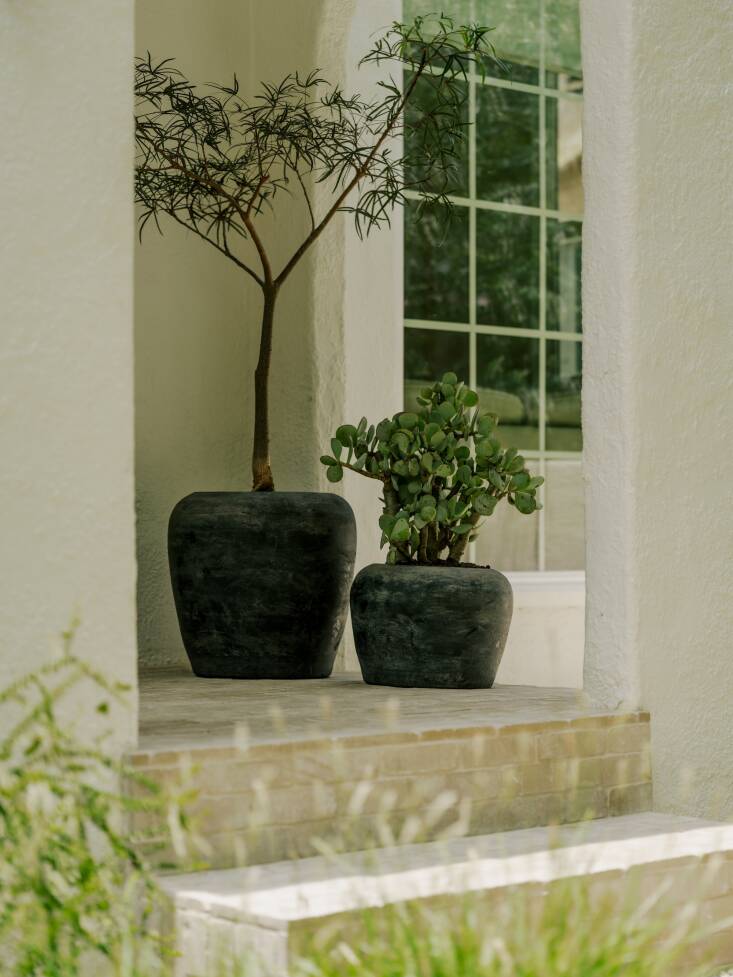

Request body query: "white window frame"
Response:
[403, 0, 584, 572]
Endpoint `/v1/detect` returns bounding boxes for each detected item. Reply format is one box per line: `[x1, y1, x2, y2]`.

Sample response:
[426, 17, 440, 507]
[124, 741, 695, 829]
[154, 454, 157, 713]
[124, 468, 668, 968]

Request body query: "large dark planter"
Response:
[350, 564, 513, 689]
[168, 492, 356, 679]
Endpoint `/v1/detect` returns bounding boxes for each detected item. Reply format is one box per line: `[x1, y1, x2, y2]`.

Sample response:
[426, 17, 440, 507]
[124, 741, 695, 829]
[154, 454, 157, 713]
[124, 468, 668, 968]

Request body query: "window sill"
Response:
[505, 570, 585, 607]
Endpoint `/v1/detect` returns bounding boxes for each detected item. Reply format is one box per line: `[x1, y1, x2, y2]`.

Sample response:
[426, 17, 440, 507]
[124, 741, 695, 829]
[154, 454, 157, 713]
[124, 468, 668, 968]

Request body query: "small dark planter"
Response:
[168, 492, 356, 679]
[350, 563, 513, 689]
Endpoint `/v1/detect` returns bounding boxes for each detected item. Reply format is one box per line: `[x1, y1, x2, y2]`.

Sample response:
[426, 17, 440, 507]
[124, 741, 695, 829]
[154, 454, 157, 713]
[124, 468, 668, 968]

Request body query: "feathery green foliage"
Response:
[135, 15, 501, 492]
[294, 880, 718, 977]
[0, 625, 186, 977]
[0, 633, 726, 975]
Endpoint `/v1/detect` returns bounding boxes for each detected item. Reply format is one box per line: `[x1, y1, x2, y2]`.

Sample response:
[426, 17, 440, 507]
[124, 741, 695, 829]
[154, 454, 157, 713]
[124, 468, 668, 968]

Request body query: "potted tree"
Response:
[135, 16, 500, 679]
[321, 374, 543, 688]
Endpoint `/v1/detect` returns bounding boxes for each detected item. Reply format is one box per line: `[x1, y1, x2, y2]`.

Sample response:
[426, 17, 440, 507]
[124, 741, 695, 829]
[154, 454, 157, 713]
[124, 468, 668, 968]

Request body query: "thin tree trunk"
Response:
[426, 521, 441, 562]
[418, 525, 430, 563]
[252, 284, 278, 491]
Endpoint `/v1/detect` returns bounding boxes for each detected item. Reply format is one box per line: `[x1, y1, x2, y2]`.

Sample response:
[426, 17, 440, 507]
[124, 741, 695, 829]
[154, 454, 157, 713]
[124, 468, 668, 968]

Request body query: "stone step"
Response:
[133, 671, 652, 869]
[162, 813, 733, 977]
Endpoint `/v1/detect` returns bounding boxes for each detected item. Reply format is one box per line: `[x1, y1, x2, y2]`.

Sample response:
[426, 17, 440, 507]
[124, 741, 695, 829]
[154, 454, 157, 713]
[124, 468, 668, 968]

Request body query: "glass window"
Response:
[476, 0, 541, 84]
[476, 86, 540, 206]
[404, 329, 470, 410]
[476, 211, 540, 327]
[544, 0, 582, 83]
[546, 97, 583, 213]
[546, 338, 581, 450]
[404, 201, 469, 323]
[403, 0, 584, 571]
[476, 334, 539, 449]
[405, 72, 469, 197]
[546, 218, 582, 332]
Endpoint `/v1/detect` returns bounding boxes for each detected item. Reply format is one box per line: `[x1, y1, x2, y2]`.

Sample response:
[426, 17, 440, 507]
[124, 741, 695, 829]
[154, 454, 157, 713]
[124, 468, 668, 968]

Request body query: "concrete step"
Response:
[162, 812, 733, 977]
[132, 671, 652, 869]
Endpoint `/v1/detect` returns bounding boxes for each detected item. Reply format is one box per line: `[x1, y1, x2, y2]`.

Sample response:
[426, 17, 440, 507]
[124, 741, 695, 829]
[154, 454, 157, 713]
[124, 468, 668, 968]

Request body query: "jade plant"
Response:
[135, 16, 500, 491]
[321, 374, 543, 565]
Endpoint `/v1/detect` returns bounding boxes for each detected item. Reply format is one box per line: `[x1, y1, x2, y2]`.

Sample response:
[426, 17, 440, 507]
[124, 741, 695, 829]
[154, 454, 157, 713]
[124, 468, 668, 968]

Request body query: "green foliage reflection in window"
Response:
[403, 0, 584, 571]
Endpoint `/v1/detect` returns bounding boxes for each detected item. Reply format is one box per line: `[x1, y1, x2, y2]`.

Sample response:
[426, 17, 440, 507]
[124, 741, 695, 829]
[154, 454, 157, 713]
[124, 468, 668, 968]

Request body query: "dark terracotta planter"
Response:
[168, 492, 356, 679]
[350, 563, 513, 689]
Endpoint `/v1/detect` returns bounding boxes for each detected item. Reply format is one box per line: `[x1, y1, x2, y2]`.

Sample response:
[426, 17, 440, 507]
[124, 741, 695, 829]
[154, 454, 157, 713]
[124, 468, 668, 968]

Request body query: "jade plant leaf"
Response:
[320, 374, 543, 564]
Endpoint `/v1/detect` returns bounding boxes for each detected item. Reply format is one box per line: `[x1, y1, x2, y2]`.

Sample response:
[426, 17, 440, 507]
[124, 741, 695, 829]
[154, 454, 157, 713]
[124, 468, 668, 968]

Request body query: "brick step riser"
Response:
[132, 713, 652, 870]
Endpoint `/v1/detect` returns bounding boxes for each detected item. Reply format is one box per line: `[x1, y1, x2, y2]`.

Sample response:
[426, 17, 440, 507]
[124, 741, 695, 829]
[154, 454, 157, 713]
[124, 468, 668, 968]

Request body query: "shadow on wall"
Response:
[134, 232, 255, 668]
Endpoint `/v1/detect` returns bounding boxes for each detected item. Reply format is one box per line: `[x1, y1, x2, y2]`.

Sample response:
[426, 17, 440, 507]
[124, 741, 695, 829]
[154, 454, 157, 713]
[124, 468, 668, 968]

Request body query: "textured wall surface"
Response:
[340, 0, 404, 669]
[581, 0, 641, 711]
[135, 1, 259, 669]
[582, 0, 733, 818]
[0, 2, 138, 745]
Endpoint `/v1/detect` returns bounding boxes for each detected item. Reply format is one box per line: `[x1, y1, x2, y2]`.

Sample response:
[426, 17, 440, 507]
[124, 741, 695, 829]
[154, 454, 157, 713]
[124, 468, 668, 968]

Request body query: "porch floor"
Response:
[139, 667, 602, 753]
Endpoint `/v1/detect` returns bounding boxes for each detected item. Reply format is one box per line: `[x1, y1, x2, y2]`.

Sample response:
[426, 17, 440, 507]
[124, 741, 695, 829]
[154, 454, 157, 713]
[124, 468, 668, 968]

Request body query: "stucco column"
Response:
[0, 2, 138, 746]
[582, 0, 733, 817]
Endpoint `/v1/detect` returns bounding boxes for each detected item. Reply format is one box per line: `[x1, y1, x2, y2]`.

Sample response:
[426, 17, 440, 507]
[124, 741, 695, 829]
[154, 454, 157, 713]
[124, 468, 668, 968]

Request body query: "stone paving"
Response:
[139, 668, 633, 751]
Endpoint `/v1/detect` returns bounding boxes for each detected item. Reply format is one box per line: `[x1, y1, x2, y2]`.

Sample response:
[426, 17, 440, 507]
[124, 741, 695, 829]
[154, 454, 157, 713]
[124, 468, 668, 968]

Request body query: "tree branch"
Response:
[341, 460, 383, 481]
[167, 212, 264, 288]
[154, 149, 275, 286]
[295, 168, 316, 232]
[275, 55, 429, 287]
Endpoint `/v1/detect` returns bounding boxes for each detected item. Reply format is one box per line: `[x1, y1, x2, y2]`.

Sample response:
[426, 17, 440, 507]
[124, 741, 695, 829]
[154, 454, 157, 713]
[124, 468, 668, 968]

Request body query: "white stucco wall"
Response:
[0, 2, 138, 745]
[582, 0, 733, 818]
[135, 1, 259, 668]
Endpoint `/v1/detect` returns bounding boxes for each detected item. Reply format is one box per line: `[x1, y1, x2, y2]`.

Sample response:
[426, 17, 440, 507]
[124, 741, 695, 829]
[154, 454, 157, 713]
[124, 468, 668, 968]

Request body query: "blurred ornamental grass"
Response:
[292, 878, 726, 977]
[0, 622, 194, 977]
[0, 627, 730, 976]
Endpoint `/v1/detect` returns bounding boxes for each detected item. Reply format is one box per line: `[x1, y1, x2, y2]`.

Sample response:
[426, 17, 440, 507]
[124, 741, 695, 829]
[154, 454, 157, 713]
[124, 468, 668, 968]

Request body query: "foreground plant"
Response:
[0, 626, 190, 977]
[321, 373, 542, 564]
[295, 879, 720, 977]
[135, 15, 500, 491]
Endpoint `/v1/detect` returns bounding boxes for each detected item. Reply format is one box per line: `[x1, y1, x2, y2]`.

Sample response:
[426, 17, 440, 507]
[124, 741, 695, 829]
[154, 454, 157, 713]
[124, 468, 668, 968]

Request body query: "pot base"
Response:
[351, 563, 513, 689]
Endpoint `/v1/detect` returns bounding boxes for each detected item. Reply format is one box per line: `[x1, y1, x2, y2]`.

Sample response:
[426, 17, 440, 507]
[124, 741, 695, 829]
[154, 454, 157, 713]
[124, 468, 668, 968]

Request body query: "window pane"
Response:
[544, 0, 582, 81]
[476, 210, 540, 327]
[404, 72, 469, 198]
[476, 86, 540, 206]
[476, 0, 541, 85]
[546, 97, 583, 213]
[403, 0, 472, 22]
[547, 219, 582, 332]
[487, 57, 540, 87]
[476, 333, 539, 449]
[404, 201, 469, 323]
[404, 328, 470, 409]
[545, 70, 583, 94]
[475, 496, 539, 571]
[546, 338, 582, 450]
[545, 459, 585, 569]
